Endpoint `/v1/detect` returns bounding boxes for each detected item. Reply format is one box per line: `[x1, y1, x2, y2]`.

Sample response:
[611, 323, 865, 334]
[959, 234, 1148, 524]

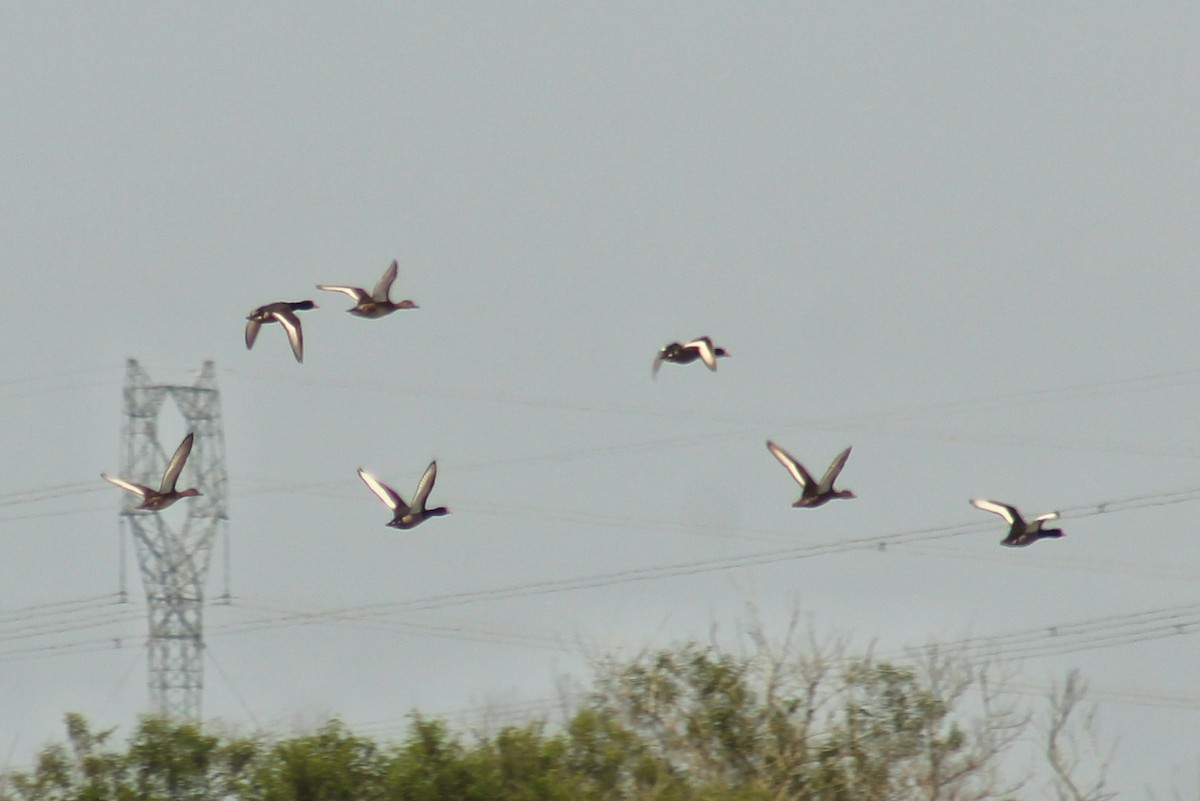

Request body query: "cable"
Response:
[197, 484, 1200, 668]
[0, 367, 121, 403]
[0, 596, 142, 663]
[220, 365, 1200, 432]
[205, 648, 262, 729]
[211, 600, 566, 652]
[6, 487, 1200, 665]
[0, 593, 120, 623]
[0, 504, 113, 527]
[221, 484, 1200, 626]
[0, 482, 104, 508]
[892, 540, 1200, 583]
[0, 607, 144, 644]
[0, 631, 144, 664]
[897, 602, 1200, 666]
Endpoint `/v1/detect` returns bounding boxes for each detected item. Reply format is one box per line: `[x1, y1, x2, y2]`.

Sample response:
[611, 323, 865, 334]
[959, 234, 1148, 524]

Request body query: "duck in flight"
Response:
[101, 433, 202, 511]
[357, 462, 449, 529]
[245, 300, 316, 362]
[969, 499, 1064, 547]
[652, 337, 729, 378]
[318, 260, 418, 318]
[766, 441, 856, 508]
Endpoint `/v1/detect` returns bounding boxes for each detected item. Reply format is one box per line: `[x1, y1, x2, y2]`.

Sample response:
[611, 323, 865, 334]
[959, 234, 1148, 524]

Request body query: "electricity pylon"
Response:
[115, 359, 228, 721]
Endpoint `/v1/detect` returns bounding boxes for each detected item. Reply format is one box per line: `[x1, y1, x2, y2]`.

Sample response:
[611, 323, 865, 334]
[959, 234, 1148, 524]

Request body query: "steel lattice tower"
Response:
[116, 359, 228, 721]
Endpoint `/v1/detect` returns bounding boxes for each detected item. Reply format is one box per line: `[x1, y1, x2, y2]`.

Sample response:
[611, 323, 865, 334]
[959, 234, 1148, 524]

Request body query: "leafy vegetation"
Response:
[0, 632, 1114, 801]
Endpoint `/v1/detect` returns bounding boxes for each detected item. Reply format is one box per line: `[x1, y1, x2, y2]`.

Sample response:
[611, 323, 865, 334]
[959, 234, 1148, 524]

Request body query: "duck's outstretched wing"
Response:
[411, 461, 438, 510]
[317, 284, 371, 303]
[160, 433, 195, 493]
[686, 337, 718, 370]
[358, 468, 407, 511]
[1033, 511, 1060, 523]
[270, 309, 305, 363]
[651, 350, 667, 379]
[818, 446, 853, 492]
[101, 474, 153, 498]
[371, 260, 399, 302]
[969, 498, 1022, 526]
[245, 318, 262, 350]
[767, 440, 815, 489]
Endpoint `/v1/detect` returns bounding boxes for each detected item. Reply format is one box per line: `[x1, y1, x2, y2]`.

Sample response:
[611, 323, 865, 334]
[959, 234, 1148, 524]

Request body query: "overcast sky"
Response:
[3, 3, 1200, 794]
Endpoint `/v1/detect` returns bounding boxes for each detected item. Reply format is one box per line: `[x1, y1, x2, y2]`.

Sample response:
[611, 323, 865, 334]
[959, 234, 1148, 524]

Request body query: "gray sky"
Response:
[3, 3, 1199, 793]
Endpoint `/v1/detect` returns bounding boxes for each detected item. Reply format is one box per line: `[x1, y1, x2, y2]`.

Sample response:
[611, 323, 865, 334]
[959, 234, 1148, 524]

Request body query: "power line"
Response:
[0, 607, 144, 644]
[248, 484, 1200, 620]
[0, 482, 103, 508]
[0, 361, 1193, 420]
[0, 505, 112, 527]
[204, 648, 261, 729]
[0, 367, 120, 403]
[0, 596, 144, 664]
[898, 602, 1200, 665]
[0, 593, 120, 623]
[347, 604, 1200, 735]
[3, 486, 1198, 669]
[220, 365, 1200, 431]
[197, 485, 1200, 660]
[0, 631, 144, 664]
[892, 540, 1200, 583]
[4, 362, 1198, 536]
[212, 600, 566, 652]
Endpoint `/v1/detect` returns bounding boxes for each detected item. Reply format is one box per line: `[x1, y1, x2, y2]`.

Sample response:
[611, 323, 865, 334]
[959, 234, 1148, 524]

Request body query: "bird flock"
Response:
[100, 260, 1061, 546]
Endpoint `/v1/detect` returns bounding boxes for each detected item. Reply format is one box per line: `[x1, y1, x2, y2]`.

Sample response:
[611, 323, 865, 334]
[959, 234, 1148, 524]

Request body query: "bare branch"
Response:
[1044, 670, 1117, 801]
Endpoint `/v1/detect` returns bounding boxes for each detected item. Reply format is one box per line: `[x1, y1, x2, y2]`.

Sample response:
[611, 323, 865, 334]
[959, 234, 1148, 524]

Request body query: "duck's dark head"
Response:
[397, 300, 419, 310]
[1039, 527, 1064, 539]
[292, 300, 317, 311]
[428, 506, 450, 517]
[834, 489, 856, 500]
[715, 347, 730, 358]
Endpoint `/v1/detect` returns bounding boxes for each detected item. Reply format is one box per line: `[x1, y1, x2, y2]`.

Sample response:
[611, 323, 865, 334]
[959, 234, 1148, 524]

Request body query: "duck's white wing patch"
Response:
[767, 440, 814, 489]
[687, 337, 717, 370]
[411, 461, 438, 510]
[245, 318, 262, 350]
[270, 309, 305, 363]
[1033, 511, 1059, 523]
[818, 446, 853, 491]
[371, 260, 399, 302]
[160, 433, 195, 492]
[358, 468, 406, 511]
[317, 285, 370, 303]
[969, 498, 1019, 525]
[101, 474, 152, 497]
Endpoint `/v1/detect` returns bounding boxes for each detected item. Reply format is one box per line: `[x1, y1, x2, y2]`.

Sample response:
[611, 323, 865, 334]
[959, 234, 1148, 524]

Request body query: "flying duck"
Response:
[317, 260, 418, 318]
[652, 337, 729, 378]
[766, 441, 856, 508]
[357, 462, 449, 529]
[969, 499, 1064, 547]
[101, 433, 202, 511]
[245, 300, 316, 363]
